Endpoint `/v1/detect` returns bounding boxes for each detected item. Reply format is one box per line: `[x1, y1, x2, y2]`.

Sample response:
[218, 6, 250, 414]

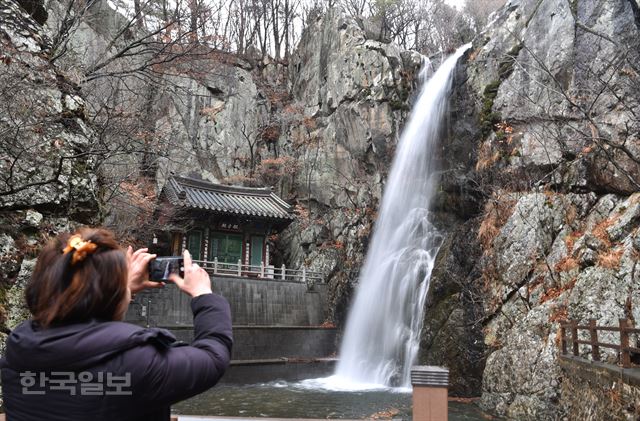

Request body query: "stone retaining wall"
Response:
[126, 276, 329, 327]
[171, 326, 338, 360]
[559, 355, 640, 419]
[125, 276, 335, 362]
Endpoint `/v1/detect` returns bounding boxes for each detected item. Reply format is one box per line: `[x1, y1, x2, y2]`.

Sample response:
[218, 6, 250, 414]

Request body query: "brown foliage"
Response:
[549, 305, 568, 323]
[478, 195, 516, 250]
[593, 215, 619, 247]
[540, 278, 577, 304]
[302, 116, 317, 131]
[527, 275, 545, 294]
[449, 397, 480, 404]
[200, 105, 224, 120]
[370, 408, 400, 419]
[564, 204, 578, 226]
[293, 204, 309, 218]
[221, 174, 259, 186]
[554, 256, 579, 273]
[476, 140, 501, 171]
[319, 240, 345, 250]
[564, 231, 583, 253]
[597, 247, 624, 269]
[257, 156, 299, 186]
[261, 125, 281, 142]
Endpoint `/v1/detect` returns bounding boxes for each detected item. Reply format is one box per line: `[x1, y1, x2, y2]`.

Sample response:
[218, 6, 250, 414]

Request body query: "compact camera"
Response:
[148, 257, 184, 282]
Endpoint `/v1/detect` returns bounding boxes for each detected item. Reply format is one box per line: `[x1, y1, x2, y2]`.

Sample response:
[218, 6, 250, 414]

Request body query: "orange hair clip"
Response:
[62, 235, 98, 265]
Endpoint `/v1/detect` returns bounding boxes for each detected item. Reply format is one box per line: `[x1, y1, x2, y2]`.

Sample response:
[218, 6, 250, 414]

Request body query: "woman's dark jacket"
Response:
[0, 293, 233, 421]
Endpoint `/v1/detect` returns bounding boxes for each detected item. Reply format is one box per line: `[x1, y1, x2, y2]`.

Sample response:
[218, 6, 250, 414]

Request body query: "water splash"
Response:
[328, 44, 471, 389]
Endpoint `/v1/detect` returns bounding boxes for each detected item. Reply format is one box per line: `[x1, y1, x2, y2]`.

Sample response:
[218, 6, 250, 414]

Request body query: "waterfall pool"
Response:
[172, 380, 489, 420]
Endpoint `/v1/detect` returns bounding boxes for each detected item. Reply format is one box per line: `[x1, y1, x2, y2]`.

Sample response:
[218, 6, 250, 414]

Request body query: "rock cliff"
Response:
[0, 0, 99, 365]
[280, 8, 422, 323]
[421, 0, 640, 418]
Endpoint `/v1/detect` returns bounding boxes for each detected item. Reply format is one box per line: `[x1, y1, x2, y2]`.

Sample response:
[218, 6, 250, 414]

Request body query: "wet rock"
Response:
[419, 220, 485, 396]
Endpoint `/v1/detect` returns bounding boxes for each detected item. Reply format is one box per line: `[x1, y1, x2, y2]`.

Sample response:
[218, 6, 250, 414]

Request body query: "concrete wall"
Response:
[126, 276, 329, 327]
[170, 326, 338, 360]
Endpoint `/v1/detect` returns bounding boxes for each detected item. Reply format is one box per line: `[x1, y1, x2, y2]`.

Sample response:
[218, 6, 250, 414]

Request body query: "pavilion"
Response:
[155, 175, 295, 275]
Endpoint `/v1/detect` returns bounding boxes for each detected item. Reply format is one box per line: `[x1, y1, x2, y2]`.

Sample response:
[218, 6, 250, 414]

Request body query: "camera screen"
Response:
[149, 257, 184, 282]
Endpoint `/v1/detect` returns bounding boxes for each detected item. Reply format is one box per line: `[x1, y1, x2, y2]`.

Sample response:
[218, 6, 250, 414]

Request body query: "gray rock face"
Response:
[279, 7, 423, 322]
[424, 0, 640, 418]
[289, 9, 417, 116]
[478, 192, 640, 419]
[0, 0, 100, 343]
[481, 302, 561, 420]
[469, 0, 639, 194]
[155, 63, 269, 185]
[0, 0, 98, 214]
[0, 234, 20, 282]
[5, 259, 35, 330]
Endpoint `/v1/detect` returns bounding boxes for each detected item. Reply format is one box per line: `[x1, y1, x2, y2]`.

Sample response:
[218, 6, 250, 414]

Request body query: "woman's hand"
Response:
[169, 250, 213, 298]
[127, 247, 163, 295]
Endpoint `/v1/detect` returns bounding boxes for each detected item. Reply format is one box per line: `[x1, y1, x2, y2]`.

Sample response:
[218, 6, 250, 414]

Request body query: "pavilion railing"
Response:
[559, 318, 640, 368]
[193, 258, 325, 284]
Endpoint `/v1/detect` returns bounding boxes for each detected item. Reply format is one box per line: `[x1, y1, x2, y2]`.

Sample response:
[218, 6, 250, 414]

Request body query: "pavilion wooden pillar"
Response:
[412, 366, 449, 421]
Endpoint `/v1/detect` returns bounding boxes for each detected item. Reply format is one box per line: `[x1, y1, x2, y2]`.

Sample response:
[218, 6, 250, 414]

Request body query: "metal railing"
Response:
[559, 318, 640, 368]
[193, 258, 324, 284]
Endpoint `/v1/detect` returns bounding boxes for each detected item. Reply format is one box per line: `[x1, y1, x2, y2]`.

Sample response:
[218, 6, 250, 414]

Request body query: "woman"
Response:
[1, 228, 233, 420]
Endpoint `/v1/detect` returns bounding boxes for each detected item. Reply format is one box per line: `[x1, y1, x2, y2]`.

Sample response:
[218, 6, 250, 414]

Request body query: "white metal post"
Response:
[302, 267, 306, 283]
[265, 244, 270, 266]
[260, 261, 265, 278]
[237, 259, 242, 276]
[214, 257, 218, 274]
[281, 264, 286, 280]
[203, 228, 209, 260]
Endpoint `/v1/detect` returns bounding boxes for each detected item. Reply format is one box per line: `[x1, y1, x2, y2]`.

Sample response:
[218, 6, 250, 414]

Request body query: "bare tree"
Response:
[465, 0, 507, 32]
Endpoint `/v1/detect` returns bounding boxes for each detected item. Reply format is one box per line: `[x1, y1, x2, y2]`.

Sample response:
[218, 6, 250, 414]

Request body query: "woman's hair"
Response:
[26, 228, 128, 328]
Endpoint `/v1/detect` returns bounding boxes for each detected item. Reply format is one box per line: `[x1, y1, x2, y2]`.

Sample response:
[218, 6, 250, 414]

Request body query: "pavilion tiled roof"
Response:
[164, 176, 294, 221]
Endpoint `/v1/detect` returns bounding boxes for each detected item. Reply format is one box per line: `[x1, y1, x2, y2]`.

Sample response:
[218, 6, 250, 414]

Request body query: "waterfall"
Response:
[331, 44, 471, 389]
